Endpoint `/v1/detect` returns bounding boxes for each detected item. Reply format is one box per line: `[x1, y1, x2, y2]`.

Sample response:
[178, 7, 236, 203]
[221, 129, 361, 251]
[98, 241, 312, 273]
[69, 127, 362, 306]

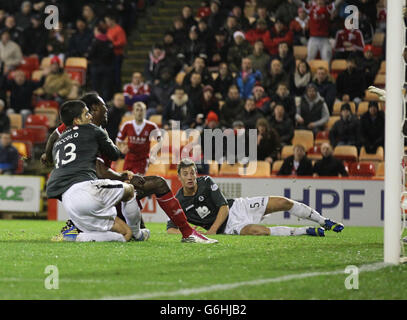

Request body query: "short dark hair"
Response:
[60, 100, 87, 126]
[177, 158, 197, 174]
[80, 92, 103, 112]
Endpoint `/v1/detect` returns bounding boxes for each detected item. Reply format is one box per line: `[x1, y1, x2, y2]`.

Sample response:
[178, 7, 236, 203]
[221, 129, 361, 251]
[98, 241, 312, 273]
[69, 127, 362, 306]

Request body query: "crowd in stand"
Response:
[0, 0, 388, 177]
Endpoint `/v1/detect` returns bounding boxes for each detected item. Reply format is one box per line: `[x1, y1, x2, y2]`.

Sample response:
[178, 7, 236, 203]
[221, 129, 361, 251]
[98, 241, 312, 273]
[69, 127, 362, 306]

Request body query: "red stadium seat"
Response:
[307, 145, 322, 160]
[17, 56, 40, 75]
[64, 57, 87, 86]
[35, 100, 59, 111]
[348, 162, 376, 177]
[25, 114, 50, 129]
[11, 127, 48, 144]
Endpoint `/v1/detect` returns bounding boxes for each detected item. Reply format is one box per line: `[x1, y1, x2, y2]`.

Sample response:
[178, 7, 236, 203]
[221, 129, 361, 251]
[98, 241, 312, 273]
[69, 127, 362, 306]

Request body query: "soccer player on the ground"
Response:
[43, 93, 216, 243]
[167, 158, 344, 237]
[116, 101, 158, 175]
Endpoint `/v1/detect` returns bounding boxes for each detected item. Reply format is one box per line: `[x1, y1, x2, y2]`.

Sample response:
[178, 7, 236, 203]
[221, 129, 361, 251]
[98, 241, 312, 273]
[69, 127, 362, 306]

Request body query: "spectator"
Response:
[227, 31, 252, 73]
[67, 18, 93, 58]
[201, 85, 219, 118]
[123, 72, 150, 110]
[236, 97, 263, 129]
[219, 84, 244, 129]
[336, 55, 366, 104]
[207, 0, 225, 32]
[274, 41, 296, 77]
[333, 24, 365, 60]
[197, 18, 213, 45]
[0, 132, 18, 174]
[0, 10, 6, 31]
[162, 31, 181, 59]
[313, 142, 348, 177]
[296, 83, 330, 134]
[329, 103, 360, 148]
[0, 99, 10, 133]
[182, 56, 211, 87]
[178, 25, 208, 68]
[82, 4, 98, 32]
[169, 16, 188, 47]
[144, 44, 179, 86]
[5, 69, 45, 119]
[163, 86, 192, 130]
[211, 62, 235, 100]
[223, 120, 250, 164]
[181, 5, 198, 31]
[183, 72, 204, 128]
[245, 19, 271, 48]
[46, 21, 69, 62]
[275, 0, 301, 26]
[262, 59, 290, 98]
[256, 117, 280, 164]
[269, 104, 294, 146]
[87, 25, 115, 102]
[34, 57, 76, 103]
[252, 85, 271, 114]
[0, 30, 23, 75]
[269, 82, 296, 122]
[360, 101, 385, 154]
[313, 66, 336, 114]
[147, 67, 177, 119]
[3, 15, 24, 46]
[235, 57, 262, 99]
[360, 44, 380, 88]
[207, 28, 229, 67]
[106, 93, 127, 141]
[15, 1, 33, 31]
[230, 5, 250, 32]
[247, 39, 270, 78]
[22, 14, 47, 58]
[105, 14, 127, 93]
[291, 59, 312, 97]
[263, 19, 294, 56]
[196, 1, 211, 20]
[289, 6, 309, 46]
[199, 110, 222, 169]
[251, 4, 273, 29]
[278, 144, 313, 176]
[306, 0, 335, 63]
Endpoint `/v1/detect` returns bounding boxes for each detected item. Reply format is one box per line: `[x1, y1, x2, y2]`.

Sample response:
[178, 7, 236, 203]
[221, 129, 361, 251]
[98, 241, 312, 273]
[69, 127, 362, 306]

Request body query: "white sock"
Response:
[288, 201, 326, 225]
[121, 195, 142, 239]
[76, 231, 126, 242]
[268, 226, 308, 236]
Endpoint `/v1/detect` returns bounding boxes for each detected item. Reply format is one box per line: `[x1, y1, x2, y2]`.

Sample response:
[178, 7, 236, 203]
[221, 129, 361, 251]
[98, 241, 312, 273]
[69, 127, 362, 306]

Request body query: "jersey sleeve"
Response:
[205, 176, 228, 208]
[116, 122, 128, 143]
[94, 125, 121, 161]
[55, 123, 66, 136]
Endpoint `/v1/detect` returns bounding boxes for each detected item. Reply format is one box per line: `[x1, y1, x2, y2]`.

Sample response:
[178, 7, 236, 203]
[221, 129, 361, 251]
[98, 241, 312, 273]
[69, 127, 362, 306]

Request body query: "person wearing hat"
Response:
[360, 101, 385, 154]
[296, 82, 329, 134]
[227, 30, 252, 73]
[329, 103, 360, 148]
[360, 44, 380, 87]
[201, 85, 220, 117]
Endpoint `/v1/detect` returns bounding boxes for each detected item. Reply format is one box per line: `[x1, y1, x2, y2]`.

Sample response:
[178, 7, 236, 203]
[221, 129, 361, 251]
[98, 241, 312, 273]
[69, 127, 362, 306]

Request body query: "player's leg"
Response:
[76, 231, 126, 242]
[110, 216, 132, 241]
[265, 197, 344, 232]
[240, 224, 324, 237]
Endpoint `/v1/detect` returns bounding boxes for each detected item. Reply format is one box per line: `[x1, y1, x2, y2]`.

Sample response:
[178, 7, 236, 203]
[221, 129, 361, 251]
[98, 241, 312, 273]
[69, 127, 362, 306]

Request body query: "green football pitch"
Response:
[0, 220, 406, 300]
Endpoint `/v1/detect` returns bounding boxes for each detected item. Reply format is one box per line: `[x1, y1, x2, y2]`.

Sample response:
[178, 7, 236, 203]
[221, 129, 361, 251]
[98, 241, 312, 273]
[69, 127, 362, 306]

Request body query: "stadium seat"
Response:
[149, 114, 162, 127]
[31, 69, 44, 81]
[378, 61, 386, 74]
[326, 116, 340, 130]
[372, 32, 385, 47]
[293, 46, 307, 60]
[308, 59, 330, 73]
[359, 146, 384, 162]
[330, 59, 347, 79]
[25, 114, 50, 129]
[64, 57, 87, 86]
[219, 163, 243, 176]
[11, 127, 47, 144]
[307, 145, 322, 161]
[333, 145, 358, 162]
[41, 56, 63, 69]
[18, 56, 39, 73]
[7, 69, 31, 80]
[348, 162, 376, 177]
[373, 73, 385, 88]
[35, 100, 59, 111]
[292, 130, 314, 151]
[271, 159, 283, 174]
[314, 130, 330, 146]
[8, 113, 23, 129]
[207, 160, 219, 176]
[281, 145, 294, 159]
[245, 161, 270, 177]
[332, 101, 356, 115]
[119, 115, 134, 127]
[145, 163, 169, 176]
[376, 161, 384, 177]
[357, 101, 369, 116]
[34, 107, 59, 128]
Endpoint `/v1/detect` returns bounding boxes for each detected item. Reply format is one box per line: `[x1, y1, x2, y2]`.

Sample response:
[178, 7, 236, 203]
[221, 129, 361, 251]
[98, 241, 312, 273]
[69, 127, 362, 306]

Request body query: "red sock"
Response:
[157, 192, 194, 238]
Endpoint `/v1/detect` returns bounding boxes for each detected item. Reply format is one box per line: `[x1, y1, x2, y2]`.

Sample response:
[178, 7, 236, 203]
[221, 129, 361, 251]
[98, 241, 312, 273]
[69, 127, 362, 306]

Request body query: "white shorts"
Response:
[224, 197, 268, 235]
[61, 179, 126, 232]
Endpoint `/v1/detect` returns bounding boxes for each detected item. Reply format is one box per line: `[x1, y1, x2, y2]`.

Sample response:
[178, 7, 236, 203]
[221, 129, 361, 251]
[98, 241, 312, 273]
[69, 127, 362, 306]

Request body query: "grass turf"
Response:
[0, 220, 406, 300]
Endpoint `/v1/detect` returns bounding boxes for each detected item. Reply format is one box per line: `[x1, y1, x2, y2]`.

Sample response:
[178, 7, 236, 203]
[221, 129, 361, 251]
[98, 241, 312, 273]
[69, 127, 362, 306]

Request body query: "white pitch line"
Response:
[101, 262, 391, 300]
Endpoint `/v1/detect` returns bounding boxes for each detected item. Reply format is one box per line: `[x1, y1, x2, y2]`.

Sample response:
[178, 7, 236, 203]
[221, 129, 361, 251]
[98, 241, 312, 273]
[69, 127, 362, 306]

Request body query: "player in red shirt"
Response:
[116, 101, 159, 175]
[305, 0, 336, 63]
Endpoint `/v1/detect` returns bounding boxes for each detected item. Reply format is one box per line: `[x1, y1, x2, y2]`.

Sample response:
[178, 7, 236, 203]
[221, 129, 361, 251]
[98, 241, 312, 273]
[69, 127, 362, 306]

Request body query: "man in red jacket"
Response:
[105, 14, 127, 93]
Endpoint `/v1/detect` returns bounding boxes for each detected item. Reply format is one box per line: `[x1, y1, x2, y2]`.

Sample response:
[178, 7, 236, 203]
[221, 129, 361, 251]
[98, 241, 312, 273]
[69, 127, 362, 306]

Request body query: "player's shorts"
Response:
[124, 159, 148, 175]
[61, 179, 126, 233]
[224, 196, 269, 235]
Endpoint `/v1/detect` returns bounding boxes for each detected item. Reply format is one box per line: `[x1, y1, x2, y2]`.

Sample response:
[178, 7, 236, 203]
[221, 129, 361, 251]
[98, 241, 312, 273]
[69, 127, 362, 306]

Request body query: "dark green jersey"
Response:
[168, 176, 234, 234]
[46, 123, 121, 199]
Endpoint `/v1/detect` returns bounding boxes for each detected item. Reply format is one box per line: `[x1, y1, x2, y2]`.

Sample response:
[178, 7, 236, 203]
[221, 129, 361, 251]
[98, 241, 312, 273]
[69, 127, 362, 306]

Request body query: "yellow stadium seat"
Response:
[326, 116, 340, 130]
[292, 130, 314, 151]
[65, 57, 87, 69]
[373, 73, 385, 88]
[308, 59, 330, 73]
[293, 46, 308, 60]
[378, 61, 385, 74]
[271, 160, 283, 174]
[359, 146, 384, 162]
[357, 101, 369, 116]
[12, 142, 28, 158]
[281, 145, 294, 159]
[8, 113, 23, 129]
[245, 161, 270, 177]
[219, 163, 243, 176]
[119, 115, 134, 127]
[372, 32, 385, 47]
[333, 145, 358, 162]
[149, 114, 162, 127]
[376, 161, 384, 177]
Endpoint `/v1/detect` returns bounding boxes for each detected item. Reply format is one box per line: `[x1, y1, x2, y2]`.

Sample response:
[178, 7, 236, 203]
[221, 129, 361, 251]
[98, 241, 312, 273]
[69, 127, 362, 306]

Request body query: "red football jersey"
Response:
[306, 1, 334, 38]
[116, 119, 159, 162]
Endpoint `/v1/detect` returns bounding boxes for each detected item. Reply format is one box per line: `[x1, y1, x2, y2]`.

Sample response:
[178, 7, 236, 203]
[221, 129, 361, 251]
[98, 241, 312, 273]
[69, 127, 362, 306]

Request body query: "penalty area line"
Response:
[101, 262, 390, 300]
